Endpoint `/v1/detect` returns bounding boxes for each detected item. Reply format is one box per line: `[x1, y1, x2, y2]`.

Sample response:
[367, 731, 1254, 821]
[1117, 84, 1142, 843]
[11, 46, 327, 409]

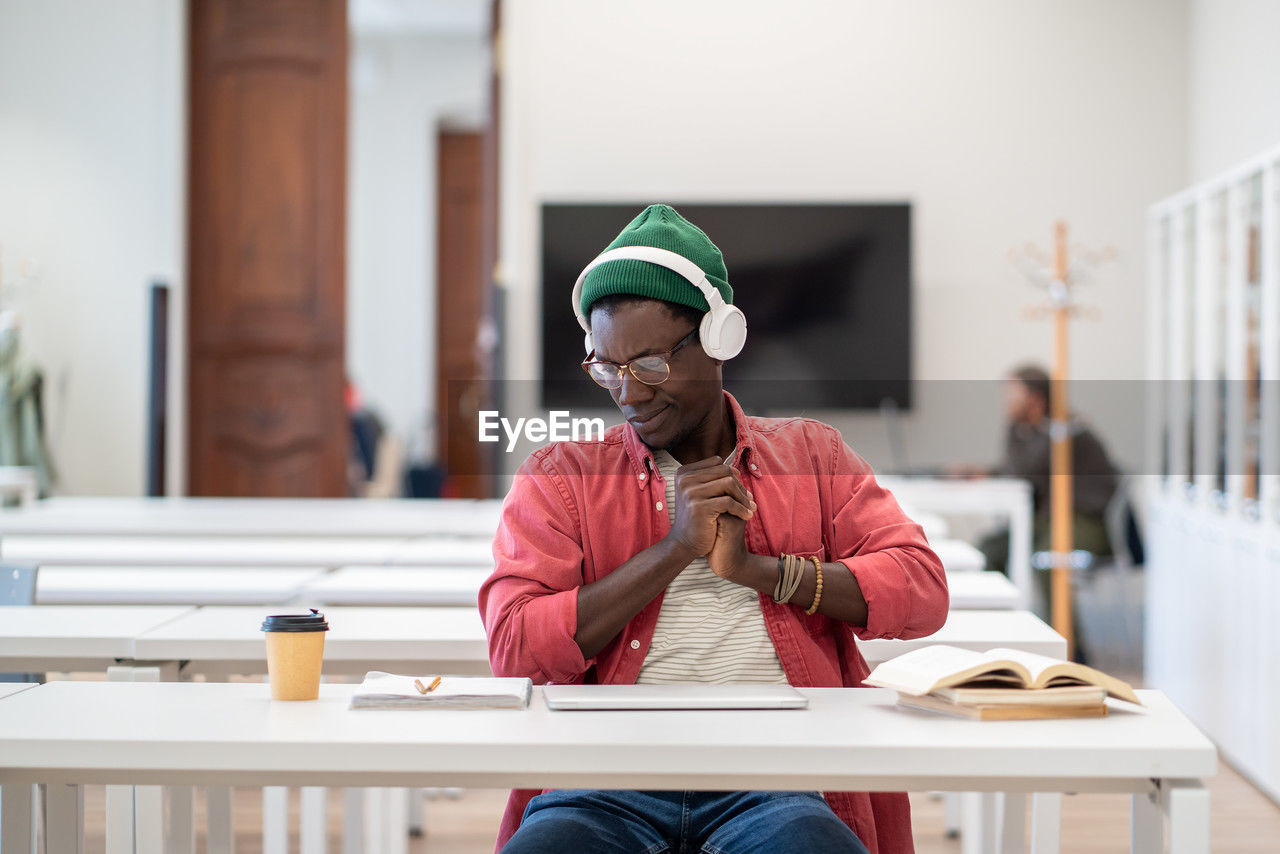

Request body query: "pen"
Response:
[414, 676, 442, 694]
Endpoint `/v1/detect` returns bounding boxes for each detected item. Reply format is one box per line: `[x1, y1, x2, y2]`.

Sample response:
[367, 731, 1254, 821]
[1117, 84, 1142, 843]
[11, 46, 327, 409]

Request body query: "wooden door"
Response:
[187, 0, 348, 496]
[436, 130, 489, 498]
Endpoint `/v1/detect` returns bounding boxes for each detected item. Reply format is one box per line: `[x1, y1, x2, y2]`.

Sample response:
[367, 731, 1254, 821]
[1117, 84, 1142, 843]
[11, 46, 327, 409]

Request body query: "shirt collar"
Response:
[622, 389, 760, 486]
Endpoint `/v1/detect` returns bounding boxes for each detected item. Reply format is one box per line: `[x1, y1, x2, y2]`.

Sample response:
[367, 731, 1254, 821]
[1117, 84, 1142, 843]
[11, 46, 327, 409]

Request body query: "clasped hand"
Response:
[665, 456, 757, 582]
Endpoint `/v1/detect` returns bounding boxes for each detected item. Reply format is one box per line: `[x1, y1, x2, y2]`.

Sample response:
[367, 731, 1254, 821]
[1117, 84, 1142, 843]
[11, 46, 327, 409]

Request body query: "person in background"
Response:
[481, 204, 947, 854]
[954, 365, 1119, 654]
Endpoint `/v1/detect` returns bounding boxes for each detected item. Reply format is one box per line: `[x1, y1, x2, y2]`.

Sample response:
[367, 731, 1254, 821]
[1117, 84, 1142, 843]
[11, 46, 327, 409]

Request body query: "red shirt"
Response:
[480, 390, 948, 853]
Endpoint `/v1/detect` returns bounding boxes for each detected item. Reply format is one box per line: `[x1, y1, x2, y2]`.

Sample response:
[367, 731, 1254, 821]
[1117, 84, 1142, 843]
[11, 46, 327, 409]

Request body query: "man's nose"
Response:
[617, 369, 655, 407]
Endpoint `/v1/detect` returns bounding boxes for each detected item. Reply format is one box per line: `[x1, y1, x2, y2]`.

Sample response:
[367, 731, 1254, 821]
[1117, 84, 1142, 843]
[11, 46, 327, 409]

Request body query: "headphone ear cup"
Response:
[700, 305, 747, 360]
[583, 331, 594, 355]
[699, 311, 718, 357]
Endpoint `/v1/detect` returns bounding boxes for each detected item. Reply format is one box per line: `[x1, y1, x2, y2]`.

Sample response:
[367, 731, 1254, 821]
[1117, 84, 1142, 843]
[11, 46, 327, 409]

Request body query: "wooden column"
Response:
[187, 0, 348, 496]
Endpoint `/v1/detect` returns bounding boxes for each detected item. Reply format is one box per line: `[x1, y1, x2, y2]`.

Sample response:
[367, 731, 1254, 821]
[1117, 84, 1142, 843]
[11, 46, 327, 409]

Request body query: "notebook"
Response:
[543, 684, 809, 711]
[349, 672, 532, 710]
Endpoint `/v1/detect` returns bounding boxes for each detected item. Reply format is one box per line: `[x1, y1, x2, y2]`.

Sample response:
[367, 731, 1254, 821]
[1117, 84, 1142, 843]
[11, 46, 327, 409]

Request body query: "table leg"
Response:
[1131, 787, 1162, 853]
[107, 663, 180, 854]
[342, 789, 365, 854]
[263, 788, 289, 854]
[1008, 493, 1034, 610]
[943, 792, 961, 838]
[1163, 779, 1209, 854]
[301, 787, 327, 854]
[135, 785, 163, 854]
[206, 787, 234, 854]
[2, 783, 35, 854]
[381, 789, 408, 854]
[104, 784, 134, 854]
[43, 784, 83, 854]
[1029, 793, 1061, 854]
[960, 792, 998, 854]
[1000, 792, 1026, 854]
[165, 786, 195, 854]
[408, 788, 424, 837]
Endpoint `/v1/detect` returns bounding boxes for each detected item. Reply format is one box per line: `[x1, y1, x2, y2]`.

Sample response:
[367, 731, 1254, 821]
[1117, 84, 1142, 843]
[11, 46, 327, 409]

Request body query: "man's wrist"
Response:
[729, 552, 778, 593]
[659, 534, 701, 567]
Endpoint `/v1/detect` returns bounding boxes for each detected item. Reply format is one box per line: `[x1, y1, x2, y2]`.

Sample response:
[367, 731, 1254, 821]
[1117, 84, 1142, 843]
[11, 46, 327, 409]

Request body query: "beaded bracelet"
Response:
[804, 556, 824, 615]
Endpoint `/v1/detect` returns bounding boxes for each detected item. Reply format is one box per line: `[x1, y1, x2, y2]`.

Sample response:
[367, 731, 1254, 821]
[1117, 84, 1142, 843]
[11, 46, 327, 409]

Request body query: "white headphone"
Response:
[571, 245, 748, 361]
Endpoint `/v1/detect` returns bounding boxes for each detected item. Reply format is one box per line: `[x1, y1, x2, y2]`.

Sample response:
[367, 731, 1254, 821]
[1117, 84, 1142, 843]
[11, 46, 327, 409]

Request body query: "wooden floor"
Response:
[70, 756, 1280, 853]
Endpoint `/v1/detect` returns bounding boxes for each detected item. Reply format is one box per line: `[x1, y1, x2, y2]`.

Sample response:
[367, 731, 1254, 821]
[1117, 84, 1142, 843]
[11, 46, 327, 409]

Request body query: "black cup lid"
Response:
[261, 609, 329, 632]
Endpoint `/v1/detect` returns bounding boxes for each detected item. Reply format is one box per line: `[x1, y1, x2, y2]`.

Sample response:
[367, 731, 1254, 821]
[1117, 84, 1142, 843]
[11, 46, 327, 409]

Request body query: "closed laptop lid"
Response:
[542, 684, 809, 711]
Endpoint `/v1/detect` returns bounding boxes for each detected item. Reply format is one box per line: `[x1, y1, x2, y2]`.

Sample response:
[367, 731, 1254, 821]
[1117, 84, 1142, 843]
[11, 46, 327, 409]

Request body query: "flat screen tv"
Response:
[540, 203, 911, 412]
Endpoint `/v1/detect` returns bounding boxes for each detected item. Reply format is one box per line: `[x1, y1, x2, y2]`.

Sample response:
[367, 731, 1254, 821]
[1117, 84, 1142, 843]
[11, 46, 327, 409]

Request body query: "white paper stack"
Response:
[350, 671, 532, 710]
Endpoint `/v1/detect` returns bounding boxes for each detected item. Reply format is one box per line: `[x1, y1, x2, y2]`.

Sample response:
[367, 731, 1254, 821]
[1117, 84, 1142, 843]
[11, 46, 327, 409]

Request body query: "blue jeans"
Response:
[502, 789, 870, 854]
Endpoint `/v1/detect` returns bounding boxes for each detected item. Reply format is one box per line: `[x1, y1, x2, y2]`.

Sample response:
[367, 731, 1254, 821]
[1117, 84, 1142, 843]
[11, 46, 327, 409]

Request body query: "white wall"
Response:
[0, 0, 184, 496]
[1188, 0, 1280, 181]
[498, 0, 1189, 477]
[347, 33, 488, 460]
[0, 1, 1200, 492]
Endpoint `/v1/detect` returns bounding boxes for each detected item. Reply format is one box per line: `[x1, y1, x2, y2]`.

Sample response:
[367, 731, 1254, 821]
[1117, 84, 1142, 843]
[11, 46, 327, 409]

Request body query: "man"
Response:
[968, 365, 1120, 576]
[480, 204, 947, 854]
[959, 366, 1119, 663]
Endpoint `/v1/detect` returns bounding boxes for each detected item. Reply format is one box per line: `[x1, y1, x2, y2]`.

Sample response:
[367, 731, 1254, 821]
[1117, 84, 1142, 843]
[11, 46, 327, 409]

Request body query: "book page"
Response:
[352, 671, 532, 702]
[865, 645, 1031, 696]
[983, 648, 1070, 681]
[983, 648, 1141, 704]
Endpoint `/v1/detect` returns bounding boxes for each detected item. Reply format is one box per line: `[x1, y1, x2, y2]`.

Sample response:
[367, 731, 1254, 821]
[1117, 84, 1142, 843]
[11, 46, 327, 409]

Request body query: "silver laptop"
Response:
[543, 684, 809, 711]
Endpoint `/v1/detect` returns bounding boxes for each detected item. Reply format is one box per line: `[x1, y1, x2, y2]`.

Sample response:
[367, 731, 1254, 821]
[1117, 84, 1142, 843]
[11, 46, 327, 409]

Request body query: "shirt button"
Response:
[750, 463, 758, 471]
[630, 640, 641, 650]
[638, 473, 646, 480]
[656, 501, 664, 511]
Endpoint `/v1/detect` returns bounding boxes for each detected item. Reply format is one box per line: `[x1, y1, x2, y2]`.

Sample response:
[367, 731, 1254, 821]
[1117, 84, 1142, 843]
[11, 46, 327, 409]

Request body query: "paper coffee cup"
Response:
[261, 610, 329, 700]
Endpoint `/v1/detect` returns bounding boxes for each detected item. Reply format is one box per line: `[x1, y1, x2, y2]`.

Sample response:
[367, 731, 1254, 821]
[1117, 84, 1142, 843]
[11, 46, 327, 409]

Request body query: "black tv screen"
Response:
[540, 203, 911, 412]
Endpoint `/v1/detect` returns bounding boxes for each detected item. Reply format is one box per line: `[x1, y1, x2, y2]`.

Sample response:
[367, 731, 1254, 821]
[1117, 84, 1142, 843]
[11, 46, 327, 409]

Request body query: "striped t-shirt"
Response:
[635, 448, 788, 685]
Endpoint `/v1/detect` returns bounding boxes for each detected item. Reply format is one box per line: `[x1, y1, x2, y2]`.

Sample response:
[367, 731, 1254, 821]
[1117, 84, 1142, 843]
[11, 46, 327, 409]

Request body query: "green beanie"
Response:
[578, 204, 733, 319]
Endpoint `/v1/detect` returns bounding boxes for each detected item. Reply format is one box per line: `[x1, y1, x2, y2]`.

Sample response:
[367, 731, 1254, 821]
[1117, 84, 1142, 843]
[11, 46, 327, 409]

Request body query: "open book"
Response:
[864, 645, 1142, 706]
[349, 671, 532, 710]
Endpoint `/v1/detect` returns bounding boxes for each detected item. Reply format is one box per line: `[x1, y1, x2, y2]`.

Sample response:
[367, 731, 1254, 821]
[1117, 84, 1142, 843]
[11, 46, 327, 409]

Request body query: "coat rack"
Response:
[1010, 221, 1111, 657]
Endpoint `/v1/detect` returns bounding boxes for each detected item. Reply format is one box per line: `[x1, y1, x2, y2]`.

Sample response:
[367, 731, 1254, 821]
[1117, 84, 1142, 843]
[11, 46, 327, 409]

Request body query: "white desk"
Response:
[897, 502, 950, 540]
[932, 538, 987, 573]
[0, 606, 194, 672]
[35, 567, 329, 606]
[0, 682, 1215, 854]
[301, 566, 487, 606]
[0, 535, 411, 568]
[0, 497, 503, 538]
[290, 566, 1021, 611]
[0, 606, 1061, 854]
[880, 477, 1033, 608]
[0, 683, 39, 854]
[132, 606, 492, 677]
[946, 572, 1020, 610]
[128, 607, 1058, 677]
[0, 684, 36, 700]
[292, 563, 1015, 612]
[0, 605, 1054, 679]
[859, 610, 1064, 665]
[386, 538, 494, 566]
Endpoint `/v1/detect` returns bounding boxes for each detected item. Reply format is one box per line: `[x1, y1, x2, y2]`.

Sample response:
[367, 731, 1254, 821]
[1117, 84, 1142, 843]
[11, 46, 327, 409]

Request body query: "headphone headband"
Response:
[570, 245, 747, 361]
[571, 246, 727, 333]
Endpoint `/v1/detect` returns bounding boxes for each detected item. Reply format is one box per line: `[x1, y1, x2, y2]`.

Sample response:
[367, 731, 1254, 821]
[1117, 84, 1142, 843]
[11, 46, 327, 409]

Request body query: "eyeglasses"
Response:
[581, 328, 699, 390]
